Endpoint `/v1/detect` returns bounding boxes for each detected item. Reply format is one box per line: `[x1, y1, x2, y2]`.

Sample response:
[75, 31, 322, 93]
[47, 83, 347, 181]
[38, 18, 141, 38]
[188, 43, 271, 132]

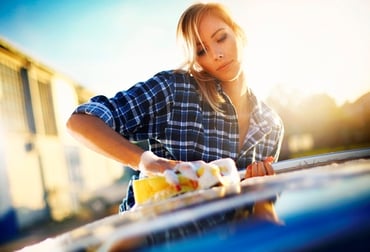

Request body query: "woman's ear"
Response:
[193, 62, 203, 72]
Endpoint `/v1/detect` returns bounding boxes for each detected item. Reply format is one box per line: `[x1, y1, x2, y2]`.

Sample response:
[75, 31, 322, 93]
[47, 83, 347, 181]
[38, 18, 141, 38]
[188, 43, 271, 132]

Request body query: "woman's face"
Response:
[195, 14, 242, 82]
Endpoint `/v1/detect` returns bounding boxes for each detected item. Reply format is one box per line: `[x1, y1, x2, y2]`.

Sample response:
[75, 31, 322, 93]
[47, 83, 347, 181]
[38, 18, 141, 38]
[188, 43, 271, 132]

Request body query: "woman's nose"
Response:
[216, 52, 224, 60]
[212, 48, 224, 60]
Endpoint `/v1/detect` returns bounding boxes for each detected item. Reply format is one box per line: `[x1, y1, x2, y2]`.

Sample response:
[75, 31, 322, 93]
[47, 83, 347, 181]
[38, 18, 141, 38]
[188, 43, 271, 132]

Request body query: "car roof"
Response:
[24, 148, 370, 251]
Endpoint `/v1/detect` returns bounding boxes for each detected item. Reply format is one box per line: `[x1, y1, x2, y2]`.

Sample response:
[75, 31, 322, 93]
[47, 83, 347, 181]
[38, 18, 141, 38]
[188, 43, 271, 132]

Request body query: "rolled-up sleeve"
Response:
[74, 99, 116, 128]
[73, 71, 174, 138]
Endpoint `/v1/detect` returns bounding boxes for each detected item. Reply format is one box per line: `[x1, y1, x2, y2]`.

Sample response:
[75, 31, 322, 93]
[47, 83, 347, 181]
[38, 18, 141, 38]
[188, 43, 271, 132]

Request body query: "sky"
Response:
[0, 0, 369, 106]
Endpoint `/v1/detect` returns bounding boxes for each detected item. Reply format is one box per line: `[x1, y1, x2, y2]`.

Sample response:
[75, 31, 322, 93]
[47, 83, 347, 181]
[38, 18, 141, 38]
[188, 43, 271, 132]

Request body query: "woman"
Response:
[67, 2, 284, 211]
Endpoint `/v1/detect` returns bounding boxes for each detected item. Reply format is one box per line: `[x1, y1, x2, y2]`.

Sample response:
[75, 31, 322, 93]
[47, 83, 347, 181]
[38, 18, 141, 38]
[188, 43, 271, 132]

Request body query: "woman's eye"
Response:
[197, 48, 206, 56]
[217, 33, 227, 43]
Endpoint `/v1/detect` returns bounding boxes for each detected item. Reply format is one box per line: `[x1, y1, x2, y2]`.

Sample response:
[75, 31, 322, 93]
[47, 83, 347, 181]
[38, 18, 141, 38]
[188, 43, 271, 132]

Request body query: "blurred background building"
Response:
[0, 38, 124, 244]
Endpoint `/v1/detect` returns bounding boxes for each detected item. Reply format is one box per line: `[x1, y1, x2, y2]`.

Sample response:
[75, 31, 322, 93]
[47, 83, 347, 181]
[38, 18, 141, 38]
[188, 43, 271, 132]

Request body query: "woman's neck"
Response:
[221, 71, 248, 108]
[221, 71, 251, 151]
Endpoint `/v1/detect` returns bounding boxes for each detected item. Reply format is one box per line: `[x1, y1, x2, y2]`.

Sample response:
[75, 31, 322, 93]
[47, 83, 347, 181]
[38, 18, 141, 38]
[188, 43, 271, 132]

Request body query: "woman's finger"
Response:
[265, 161, 275, 175]
[245, 164, 252, 178]
[251, 162, 258, 177]
[257, 161, 265, 176]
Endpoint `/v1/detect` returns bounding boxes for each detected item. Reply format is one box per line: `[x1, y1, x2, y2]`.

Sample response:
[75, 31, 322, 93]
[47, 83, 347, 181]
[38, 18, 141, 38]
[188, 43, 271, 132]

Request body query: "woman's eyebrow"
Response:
[211, 28, 225, 38]
[196, 27, 226, 46]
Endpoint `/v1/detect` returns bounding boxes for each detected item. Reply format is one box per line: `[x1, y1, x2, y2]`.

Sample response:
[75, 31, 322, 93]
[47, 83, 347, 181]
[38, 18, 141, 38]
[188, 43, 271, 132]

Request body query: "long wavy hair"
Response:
[176, 3, 246, 112]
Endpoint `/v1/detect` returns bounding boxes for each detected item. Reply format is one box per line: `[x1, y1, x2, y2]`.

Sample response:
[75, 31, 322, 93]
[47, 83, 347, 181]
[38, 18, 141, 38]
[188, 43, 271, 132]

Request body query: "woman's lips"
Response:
[217, 60, 233, 71]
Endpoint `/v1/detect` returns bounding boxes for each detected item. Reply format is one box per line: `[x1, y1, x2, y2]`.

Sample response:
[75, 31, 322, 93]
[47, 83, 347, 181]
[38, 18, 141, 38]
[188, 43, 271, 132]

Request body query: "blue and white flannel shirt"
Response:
[74, 70, 284, 210]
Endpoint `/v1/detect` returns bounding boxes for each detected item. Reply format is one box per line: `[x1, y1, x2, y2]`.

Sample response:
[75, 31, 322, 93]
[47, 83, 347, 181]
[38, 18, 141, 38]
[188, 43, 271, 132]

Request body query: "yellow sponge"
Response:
[133, 175, 197, 204]
[132, 158, 240, 205]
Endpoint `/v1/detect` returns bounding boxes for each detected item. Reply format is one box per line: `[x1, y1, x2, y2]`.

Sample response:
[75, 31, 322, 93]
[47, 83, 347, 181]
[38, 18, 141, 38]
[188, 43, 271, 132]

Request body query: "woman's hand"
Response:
[138, 151, 179, 176]
[245, 156, 275, 178]
[244, 157, 282, 224]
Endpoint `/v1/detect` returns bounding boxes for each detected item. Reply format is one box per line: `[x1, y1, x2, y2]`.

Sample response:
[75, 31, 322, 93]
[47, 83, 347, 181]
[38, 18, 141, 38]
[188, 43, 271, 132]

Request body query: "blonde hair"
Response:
[177, 2, 246, 112]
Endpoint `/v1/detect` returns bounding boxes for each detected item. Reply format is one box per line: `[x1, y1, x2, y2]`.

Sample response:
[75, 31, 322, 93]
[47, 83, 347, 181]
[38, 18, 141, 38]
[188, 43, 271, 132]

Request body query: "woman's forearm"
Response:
[66, 113, 144, 170]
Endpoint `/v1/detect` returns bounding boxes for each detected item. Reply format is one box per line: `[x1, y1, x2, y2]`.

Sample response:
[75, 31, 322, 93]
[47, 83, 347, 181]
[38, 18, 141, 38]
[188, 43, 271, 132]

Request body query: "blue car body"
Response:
[22, 148, 370, 251]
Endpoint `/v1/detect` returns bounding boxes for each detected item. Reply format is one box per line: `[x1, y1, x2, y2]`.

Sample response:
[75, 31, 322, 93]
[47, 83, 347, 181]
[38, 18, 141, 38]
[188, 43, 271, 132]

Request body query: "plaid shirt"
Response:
[75, 70, 283, 168]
